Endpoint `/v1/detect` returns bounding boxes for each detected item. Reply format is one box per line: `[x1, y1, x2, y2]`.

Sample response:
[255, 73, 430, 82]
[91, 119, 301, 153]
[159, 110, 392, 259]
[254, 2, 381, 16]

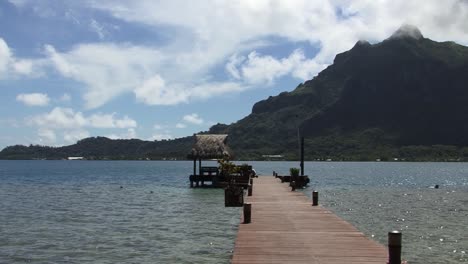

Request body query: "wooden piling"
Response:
[300, 136, 304, 176]
[193, 159, 196, 177]
[312, 191, 318, 206]
[248, 185, 252, 196]
[198, 158, 201, 175]
[388, 231, 402, 264]
[243, 203, 251, 224]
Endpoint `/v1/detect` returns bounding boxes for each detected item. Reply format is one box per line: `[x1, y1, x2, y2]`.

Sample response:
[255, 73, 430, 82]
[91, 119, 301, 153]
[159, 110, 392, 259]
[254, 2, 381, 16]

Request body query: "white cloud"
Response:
[12, 60, 34, 75]
[59, 93, 71, 102]
[134, 75, 188, 105]
[175, 123, 186, 129]
[153, 124, 164, 130]
[7, 0, 30, 8]
[226, 50, 327, 85]
[37, 128, 56, 144]
[0, 38, 44, 78]
[106, 128, 137, 140]
[31, 112, 135, 142]
[4, 1, 468, 110]
[87, 0, 468, 77]
[16, 93, 50, 106]
[28, 107, 137, 129]
[88, 113, 117, 128]
[44, 43, 164, 109]
[149, 132, 173, 141]
[189, 82, 248, 100]
[29, 107, 87, 129]
[127, 128, 137, 139]
[182, 113, 203, 125]
[115, 116, 137, 128]
[64, 129, 90, 143]
[0, 38, 12, 77]
[225, 54, 244, 80]
[239, 51, 290, 85]
[89, 19, 107, 40]
[135, 76, 246, 106]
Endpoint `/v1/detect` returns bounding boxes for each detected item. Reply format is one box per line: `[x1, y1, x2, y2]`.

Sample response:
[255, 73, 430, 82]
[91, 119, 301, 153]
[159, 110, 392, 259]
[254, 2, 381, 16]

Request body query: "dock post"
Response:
[243, 203, 251, 224]
[248, 184, 252, 196]
[300, 136, 304, 176]
[193, 159, 196, 177]
[388, 231, 402, 264]
[312, 191, 318, 206]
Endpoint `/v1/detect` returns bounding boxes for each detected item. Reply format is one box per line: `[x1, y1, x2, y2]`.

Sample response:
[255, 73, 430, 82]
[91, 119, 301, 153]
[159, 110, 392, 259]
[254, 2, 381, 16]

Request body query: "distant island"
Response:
[2, 25, 468, 161]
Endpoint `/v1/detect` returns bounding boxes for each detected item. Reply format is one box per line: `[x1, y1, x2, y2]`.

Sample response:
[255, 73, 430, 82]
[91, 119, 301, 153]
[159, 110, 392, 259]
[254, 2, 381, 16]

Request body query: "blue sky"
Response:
[1, 0, 467, 149]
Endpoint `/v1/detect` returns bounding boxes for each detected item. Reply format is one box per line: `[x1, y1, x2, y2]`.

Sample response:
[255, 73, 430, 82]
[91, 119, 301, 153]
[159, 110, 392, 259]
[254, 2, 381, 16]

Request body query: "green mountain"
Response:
[212, 25, 468, 161]
[2, 25, 468, 161]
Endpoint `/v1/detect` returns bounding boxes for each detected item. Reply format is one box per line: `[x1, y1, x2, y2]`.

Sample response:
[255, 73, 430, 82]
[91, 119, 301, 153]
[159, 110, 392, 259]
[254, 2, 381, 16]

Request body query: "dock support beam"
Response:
[300, 136, 304, 176]
[243, 203, 251, 224]
[193, 159, 196, 177]
[312, 191, 318, 206]
[198, 158, 201, 176]
[388, 231, 402, 264]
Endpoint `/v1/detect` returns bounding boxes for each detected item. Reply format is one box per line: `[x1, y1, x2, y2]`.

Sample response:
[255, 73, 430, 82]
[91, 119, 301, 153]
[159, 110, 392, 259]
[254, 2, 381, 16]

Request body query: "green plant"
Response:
[218, 158, 237, 176]
[290, 167, 300, 177]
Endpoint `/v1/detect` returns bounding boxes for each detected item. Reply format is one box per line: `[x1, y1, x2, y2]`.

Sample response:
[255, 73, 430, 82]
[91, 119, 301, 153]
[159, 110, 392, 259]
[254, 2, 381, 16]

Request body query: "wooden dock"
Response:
[231, 177, 388, 264]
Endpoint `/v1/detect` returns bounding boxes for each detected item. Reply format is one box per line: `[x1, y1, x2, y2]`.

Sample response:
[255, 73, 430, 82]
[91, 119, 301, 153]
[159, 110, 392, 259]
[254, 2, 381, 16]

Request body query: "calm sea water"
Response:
[0, 161, 467, 263]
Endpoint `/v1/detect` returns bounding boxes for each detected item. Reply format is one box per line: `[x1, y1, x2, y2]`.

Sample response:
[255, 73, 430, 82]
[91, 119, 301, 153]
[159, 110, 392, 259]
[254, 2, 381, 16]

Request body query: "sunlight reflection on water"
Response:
[1, 160, 467, 263]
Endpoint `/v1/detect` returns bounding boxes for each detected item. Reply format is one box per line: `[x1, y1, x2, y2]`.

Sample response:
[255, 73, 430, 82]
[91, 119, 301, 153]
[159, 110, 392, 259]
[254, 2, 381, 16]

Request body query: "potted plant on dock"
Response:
[220, 158, 244, 207]
[289, 168, 300, 188]
[290, 167, 300, 177]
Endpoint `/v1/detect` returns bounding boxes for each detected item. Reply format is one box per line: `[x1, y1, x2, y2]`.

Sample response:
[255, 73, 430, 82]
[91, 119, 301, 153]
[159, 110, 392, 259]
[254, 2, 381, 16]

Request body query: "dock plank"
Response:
[232, 177, 387, 264]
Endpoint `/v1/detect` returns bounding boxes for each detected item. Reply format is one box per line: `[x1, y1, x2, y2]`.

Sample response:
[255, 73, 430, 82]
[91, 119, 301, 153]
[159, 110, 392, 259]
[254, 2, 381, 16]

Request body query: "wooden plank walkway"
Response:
[232, 176, 388, 264]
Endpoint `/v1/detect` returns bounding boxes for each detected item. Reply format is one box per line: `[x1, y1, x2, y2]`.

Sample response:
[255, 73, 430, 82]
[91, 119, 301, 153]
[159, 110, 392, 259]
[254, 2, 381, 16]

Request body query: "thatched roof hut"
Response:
[188, 134, 232, 160]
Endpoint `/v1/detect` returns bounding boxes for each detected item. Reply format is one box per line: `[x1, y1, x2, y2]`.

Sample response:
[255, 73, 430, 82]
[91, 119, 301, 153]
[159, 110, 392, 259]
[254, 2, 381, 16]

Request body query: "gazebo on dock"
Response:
[188, 134, 232, 187]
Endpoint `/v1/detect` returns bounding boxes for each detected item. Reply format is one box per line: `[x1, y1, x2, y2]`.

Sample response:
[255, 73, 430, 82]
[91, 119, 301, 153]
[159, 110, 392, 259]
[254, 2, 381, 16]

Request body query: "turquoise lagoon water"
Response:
[0, 160, 467, 263]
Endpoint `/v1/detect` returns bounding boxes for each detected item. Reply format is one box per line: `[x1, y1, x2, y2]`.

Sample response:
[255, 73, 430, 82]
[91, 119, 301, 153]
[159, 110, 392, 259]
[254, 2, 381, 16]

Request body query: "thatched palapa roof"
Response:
[188, 134, 232, 159]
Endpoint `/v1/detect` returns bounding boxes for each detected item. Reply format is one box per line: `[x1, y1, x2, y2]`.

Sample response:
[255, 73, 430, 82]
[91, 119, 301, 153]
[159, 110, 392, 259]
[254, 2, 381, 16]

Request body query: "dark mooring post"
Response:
[198, 158, 201, 176]
[300, 136, 304, 176]
[193, 159, 196, 176]
[312, 191, 318, 206]
[243, 203, 251, 224]
[388, 231, 402, 264]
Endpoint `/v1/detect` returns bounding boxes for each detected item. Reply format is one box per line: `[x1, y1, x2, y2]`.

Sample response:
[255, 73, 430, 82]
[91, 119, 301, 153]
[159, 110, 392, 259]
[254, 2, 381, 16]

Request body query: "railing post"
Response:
[388, 231, 402, 264]
[248, 184, 253, 196]
[243, 203, 251, 224]
[312, 191, 318, 206]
